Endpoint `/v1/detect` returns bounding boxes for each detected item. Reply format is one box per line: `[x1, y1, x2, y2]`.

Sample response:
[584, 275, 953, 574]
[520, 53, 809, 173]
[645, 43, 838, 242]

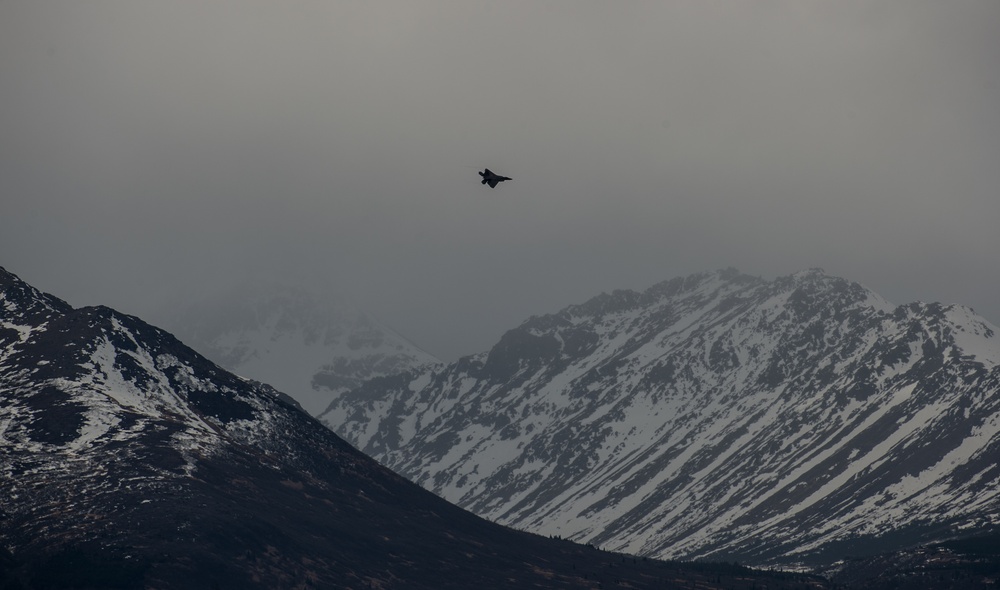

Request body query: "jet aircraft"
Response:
[479, 168, 511, 188]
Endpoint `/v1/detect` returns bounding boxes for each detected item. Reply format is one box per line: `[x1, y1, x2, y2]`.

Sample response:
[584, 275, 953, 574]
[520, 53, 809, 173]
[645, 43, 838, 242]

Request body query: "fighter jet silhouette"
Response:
[479, 168, 511, 188]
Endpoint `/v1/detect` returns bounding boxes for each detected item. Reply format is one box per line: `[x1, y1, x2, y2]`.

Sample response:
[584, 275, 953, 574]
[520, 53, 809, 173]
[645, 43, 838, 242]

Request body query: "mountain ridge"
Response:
[320, 268, 1000, 567]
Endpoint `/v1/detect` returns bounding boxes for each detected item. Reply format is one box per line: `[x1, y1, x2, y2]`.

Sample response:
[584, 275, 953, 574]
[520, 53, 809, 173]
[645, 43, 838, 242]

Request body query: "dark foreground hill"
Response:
[0, 265, 825, 589]
[822, 534, 1000, 589]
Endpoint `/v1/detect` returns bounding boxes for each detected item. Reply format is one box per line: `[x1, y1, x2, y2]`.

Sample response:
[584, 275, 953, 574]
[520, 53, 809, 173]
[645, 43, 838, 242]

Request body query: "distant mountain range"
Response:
[163, 281, 438, 416]
[1, 266, 828, 589]
[320, 268, 1000, 567]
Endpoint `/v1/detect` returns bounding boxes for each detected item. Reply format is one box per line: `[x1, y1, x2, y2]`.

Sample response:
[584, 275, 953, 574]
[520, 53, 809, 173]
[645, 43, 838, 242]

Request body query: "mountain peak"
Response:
[0, 267, 73, 319]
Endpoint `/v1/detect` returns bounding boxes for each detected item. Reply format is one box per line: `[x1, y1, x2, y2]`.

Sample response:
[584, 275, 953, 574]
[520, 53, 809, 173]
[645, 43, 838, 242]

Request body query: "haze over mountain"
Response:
[164, 281, 438, 415]
[1, 265, 835, 589]
[321, 268, 1000, 567]
[4, 2, 999, 362]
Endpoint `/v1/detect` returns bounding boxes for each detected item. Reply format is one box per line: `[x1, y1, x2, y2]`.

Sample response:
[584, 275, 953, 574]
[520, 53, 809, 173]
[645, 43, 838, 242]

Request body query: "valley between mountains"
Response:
[0, 266, 827, 589]
[4, 264, 1000, 588]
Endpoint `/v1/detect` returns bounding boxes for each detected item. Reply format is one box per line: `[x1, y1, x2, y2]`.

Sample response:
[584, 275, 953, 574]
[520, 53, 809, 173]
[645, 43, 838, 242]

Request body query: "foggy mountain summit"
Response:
[163, 280, 439, 416]
[0, 265, 830, 589]
[320, 268, 1000, 567]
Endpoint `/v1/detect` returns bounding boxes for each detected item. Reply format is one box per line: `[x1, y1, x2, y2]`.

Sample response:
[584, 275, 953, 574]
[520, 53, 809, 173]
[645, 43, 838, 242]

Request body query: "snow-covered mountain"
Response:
[164, 281, 438, 416]
[319, 268, 1000, 567]
[2, 266, 827, 589]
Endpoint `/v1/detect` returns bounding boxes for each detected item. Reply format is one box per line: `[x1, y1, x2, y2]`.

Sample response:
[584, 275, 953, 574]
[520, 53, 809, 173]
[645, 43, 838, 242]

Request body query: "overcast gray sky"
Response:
[3, 1, 999, 360]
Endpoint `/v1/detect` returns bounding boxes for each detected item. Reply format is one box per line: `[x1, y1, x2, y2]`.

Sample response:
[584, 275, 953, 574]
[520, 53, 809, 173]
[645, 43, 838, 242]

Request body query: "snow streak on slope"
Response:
[0, 275, 323, 556]
[320, 269, 1000, 566]
[0, 299, 293, 479]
